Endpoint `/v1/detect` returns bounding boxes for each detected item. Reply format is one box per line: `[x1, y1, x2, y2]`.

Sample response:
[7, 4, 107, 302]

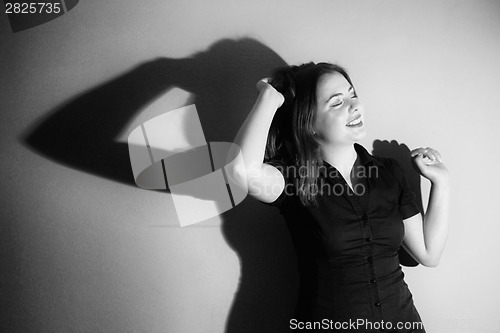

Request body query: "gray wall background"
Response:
[1, 0, 499, 332]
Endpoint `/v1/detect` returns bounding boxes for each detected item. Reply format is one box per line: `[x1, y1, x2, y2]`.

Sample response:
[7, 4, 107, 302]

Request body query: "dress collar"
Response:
[353, 143, 384, 168]
[321, 144, 384, 169]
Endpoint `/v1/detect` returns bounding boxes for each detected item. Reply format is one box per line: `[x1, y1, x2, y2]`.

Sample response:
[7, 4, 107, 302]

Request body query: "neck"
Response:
[321, 143, 358, 175]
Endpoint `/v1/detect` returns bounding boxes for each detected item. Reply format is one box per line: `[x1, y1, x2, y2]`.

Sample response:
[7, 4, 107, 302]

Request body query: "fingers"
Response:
[412, 152, 426, 169]
[411, 147, 443, 167]
[433, 149, 442, 161]
[256, 78, 271, 91]
[411, 147, 443, 163]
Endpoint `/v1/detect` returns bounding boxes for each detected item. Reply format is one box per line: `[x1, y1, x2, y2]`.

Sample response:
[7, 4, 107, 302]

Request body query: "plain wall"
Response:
[1, 0, 500, 332]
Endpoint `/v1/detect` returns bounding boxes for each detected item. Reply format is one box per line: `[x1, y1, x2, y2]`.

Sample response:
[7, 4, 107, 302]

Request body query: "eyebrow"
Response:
[325, 86, 354, 103]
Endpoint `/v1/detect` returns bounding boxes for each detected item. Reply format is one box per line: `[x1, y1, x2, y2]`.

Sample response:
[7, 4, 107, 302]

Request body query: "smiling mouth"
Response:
[346, 116, 362, 127]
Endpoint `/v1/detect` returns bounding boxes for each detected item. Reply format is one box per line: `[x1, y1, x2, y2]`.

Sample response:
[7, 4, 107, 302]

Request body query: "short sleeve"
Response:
[391, 159, 420, 220]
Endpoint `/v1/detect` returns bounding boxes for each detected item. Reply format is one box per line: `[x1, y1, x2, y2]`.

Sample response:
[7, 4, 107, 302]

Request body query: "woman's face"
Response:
[313, 72, 366, 146]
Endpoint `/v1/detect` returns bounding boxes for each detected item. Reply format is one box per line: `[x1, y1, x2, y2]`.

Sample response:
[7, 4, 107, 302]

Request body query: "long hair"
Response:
[264, 62, 354, 207]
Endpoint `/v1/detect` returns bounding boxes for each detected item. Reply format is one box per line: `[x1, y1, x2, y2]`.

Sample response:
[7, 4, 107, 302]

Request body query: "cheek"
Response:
[315, 113, 344, 137]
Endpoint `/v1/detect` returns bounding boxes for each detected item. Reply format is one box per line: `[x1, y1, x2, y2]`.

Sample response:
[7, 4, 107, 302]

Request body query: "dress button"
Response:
[367, 256, 373, 262]
[362, 214, 368, 221]
[370, 278, 377, 284]
[365, 237, 371, 242]
[374, 301, 381, 307]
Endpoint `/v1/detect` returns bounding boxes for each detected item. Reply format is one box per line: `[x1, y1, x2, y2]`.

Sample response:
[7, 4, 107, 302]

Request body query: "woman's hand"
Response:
[411, 147, 449, 186]
[256, 78, 285, 108]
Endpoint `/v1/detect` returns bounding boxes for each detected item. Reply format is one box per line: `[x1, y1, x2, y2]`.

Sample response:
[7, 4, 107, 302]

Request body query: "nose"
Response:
[348, 98, 360, 113]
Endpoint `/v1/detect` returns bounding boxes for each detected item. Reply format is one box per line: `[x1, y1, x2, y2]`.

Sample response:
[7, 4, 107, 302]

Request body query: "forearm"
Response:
[232, 87, 282, 175]
[422, 181, 450, 265]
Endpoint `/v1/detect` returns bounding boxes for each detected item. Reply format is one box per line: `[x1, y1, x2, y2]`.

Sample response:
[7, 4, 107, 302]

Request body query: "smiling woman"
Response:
[228, 62, 450, 332]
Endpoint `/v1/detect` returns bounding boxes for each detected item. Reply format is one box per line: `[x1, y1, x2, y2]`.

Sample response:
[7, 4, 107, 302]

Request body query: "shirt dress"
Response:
[267, 144, 425, 332]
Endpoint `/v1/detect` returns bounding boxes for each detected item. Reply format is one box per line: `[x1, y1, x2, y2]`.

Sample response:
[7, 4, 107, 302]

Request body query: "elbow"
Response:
[420, 256, 441, 268]
[226, 163, 249, 189]
[226, 162, 263, 195]
[422, 261, 439, 268]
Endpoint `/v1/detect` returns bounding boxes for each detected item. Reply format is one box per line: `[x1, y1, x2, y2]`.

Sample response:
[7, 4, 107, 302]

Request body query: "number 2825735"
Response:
[5, 2, 62, 14]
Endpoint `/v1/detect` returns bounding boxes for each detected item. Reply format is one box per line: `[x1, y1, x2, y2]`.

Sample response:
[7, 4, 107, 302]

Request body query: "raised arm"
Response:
[228, 80, 286, 203]
[402, 147, 450, 267]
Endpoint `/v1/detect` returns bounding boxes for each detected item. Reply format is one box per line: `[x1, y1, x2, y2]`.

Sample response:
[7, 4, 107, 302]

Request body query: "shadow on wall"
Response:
[23, 37, 288, 187]
[20, 39, 423, 332]
[21, 38, 298, 333]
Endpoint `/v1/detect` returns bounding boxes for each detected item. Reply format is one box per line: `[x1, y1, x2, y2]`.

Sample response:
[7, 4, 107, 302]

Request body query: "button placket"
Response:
[359, 210, 384, 319]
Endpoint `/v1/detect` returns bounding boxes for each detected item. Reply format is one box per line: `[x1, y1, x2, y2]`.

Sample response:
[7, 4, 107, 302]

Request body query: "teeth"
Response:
[347, 117, 362, 126]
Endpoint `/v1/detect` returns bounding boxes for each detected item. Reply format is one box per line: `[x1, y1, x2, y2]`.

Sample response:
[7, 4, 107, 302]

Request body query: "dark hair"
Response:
[264, 62, 354, 207]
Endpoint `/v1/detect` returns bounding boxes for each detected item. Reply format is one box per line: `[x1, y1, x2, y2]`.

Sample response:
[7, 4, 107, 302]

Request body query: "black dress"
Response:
[267, 144, 425, 332]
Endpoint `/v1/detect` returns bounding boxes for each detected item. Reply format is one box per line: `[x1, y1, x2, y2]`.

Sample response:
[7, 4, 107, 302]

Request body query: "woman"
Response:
[230, 62, 449, 332]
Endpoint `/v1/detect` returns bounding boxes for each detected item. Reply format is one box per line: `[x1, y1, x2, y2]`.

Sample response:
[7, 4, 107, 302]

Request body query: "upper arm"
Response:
[391, 158, 431, 265]
[402, 214, 427, 265]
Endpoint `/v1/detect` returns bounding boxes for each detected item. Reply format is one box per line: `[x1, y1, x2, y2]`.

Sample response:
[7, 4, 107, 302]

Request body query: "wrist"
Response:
[431, 178, 450, 191]
[260, 85, 284, 108]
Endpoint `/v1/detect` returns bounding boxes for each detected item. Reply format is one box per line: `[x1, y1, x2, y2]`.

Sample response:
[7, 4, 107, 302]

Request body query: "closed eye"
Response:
[330, 100, 343, 108]
[327, 87, 357, 108]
